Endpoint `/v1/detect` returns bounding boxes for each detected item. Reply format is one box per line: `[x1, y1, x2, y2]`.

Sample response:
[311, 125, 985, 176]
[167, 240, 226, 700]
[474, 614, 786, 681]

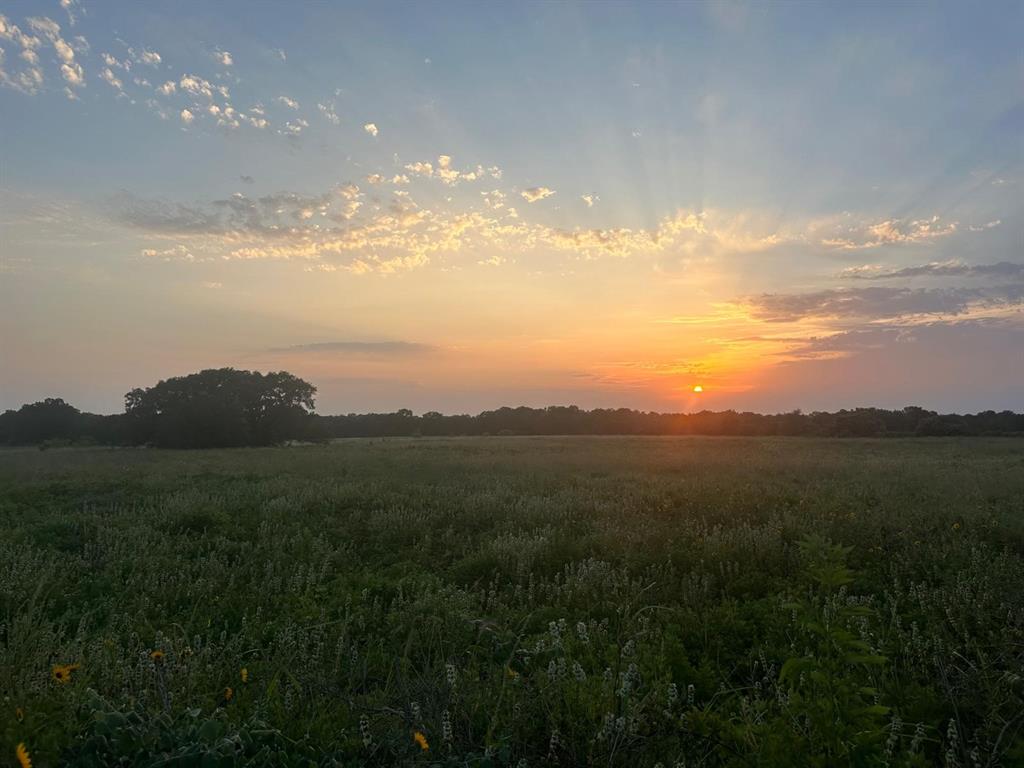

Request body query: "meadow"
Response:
[1, 437, 1023, 767]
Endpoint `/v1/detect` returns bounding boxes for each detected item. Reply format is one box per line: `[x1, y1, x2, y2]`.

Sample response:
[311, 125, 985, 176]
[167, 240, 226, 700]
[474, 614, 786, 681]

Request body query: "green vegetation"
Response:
[2, 437, 1023, 766]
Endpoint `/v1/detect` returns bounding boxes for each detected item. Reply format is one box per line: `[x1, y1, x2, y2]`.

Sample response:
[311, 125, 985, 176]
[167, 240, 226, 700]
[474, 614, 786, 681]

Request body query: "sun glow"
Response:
[692, 385, 704, 393]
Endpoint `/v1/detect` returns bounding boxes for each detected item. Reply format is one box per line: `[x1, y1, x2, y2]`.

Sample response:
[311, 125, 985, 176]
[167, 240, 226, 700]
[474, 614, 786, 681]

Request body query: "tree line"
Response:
[1, 368, 1022, 448]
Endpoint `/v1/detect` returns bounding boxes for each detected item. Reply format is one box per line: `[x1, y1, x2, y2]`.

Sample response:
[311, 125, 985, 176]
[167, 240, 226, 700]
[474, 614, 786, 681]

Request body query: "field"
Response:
[2, 437, 1023, 767]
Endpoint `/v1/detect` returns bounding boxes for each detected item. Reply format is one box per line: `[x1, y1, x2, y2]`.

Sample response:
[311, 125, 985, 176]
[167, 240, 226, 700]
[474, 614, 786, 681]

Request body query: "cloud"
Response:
[132, 48, 161, 67]
[277, 94, 299, 110]
[59, 0, 82, 26]
[742, 284, 1024, 323]
[0, 14, 44, 94]
[100, 67, 123, 93]
[265, 341, 436, 356]
[141, 244, 195, 261]
[521, 187, 555, 203]
[317, 102, 340, 125]
[213, 49, 232, 67]
[240, 175, 255, 184]
[281, 117, 309, 137]
[404, 161, 432, 176]
[156, 79, 175, 95]
[180, 108, 194, 125]
[363, 122, 378, 137]
[180, 74, 225, 100]
[112, 190, 823, 274]
[819, 215, 958, 250]
[841, 260, 1024, 281]
[741, 318, 1024, 413]
[581, 194, 598, 208]
[22, 16, 84, 97]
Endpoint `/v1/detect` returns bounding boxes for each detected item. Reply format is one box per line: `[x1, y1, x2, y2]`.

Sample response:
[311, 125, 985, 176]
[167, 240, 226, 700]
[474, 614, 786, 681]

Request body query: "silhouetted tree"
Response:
[124, 368, 316, 448]
[0, 398, 81, 445]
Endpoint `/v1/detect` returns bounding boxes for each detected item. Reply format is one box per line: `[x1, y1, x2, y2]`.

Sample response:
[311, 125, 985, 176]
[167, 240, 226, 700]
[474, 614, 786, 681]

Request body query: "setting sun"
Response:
[693, 385, 704, 393]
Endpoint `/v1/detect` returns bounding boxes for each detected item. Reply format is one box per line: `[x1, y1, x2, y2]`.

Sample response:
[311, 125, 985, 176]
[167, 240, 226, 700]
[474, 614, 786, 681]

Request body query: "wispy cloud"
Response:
[521, 187, 555, 203]
[265, 341, 437, 356]
[819, 215, 958, 250]
[841, 260, 1024, 281]
[742, 284, 1024, 323]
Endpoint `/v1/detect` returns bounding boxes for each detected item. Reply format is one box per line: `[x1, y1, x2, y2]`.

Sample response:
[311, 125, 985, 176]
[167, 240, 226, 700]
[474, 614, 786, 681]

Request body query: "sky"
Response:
[1, 0, 1022, 416]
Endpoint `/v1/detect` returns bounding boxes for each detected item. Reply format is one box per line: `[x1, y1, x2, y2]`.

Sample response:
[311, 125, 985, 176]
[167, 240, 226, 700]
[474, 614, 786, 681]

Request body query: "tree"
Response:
[124, 368, 316, 448]
[0, 398, 81, 445]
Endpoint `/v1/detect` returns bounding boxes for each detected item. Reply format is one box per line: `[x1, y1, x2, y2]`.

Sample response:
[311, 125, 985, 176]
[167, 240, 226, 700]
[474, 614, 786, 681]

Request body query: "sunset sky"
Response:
[2, 0, 1022, 415]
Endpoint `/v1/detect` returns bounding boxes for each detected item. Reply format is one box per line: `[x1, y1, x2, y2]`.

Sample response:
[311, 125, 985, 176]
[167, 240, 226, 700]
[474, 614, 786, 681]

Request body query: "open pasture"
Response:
[2, 437, 1023, 766]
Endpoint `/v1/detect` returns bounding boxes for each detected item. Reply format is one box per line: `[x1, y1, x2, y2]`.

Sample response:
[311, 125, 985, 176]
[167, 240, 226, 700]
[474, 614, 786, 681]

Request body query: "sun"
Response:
[692, 385, 704, 393]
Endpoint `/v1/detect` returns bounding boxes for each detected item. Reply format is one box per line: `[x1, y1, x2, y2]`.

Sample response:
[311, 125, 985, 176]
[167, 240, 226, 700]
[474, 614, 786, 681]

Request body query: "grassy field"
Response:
[2, 437, 1023, 767]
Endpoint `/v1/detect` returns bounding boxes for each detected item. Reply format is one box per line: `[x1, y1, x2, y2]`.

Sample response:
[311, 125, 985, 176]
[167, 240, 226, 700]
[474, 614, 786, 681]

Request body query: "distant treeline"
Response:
[1, 368, 1023, 448]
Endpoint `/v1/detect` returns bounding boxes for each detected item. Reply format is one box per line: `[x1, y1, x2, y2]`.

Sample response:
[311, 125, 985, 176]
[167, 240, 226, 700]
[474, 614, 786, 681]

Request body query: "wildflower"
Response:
[150, 650, 165, 662]
[506, 665, 519, 680]
[224, 686, 233, 702]
[359, 714, 372, 748]
[51, 663, 79, 684]
[15, 706, 24, 722]
[953, 522, 961, 530]
[413, 731, 429, 751]
[16, 743, 32, 768]
[240, 667, 248, 684]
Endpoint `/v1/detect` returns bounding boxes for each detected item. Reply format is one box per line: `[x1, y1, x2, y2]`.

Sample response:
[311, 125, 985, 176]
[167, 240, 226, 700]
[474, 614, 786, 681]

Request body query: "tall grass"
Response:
[1, 437, 1022, 765]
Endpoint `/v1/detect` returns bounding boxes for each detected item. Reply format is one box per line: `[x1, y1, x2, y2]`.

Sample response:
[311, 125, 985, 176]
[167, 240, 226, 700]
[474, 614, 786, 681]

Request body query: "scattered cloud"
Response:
[280, 117, 309, 137]
[581, 194, 598, 208]
[0, 15, 45, 94]
[363, 122, 378, 137]
[277, 94, 299, 110]
[317, 102, 340, 125]
[100, 67, 123, 93]
[59, 0, 82, 27]
[213, 49, 232, 67]
[20, 16, 84, 97]
[180, 73, 226, 100]
[841, 260, 1024, 281]
[180, 108, 194, 125]
[742, 284, 1024, 323]
[819, 215, 958, 250]
[141, 244, 195, 261]
[137, 48, 160, 66]
[522, 187, 555, 203]
[240, 175, 255, 184]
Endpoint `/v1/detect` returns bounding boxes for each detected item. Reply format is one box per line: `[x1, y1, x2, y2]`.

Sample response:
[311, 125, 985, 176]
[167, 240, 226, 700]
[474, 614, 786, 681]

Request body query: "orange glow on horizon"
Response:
[692, 384, 704, 393]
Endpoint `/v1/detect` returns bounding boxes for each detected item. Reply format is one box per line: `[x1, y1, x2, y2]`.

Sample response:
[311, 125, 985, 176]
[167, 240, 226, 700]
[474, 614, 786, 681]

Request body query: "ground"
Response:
[2, 437, 1023, 766]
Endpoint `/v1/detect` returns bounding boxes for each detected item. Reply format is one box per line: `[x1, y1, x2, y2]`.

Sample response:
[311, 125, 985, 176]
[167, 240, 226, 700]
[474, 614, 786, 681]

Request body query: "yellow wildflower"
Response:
[224, 686, 233, 702]
[506, 666, 519, 679]
[15, 706, 24, 722]
[953, 522, 961, 530]
[150, 650, 165, 662]
[413, 731, 429, 751]
[240, 667, 248, 684]
[16, 742, 32, 768]
[51, 663, 79, 684]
